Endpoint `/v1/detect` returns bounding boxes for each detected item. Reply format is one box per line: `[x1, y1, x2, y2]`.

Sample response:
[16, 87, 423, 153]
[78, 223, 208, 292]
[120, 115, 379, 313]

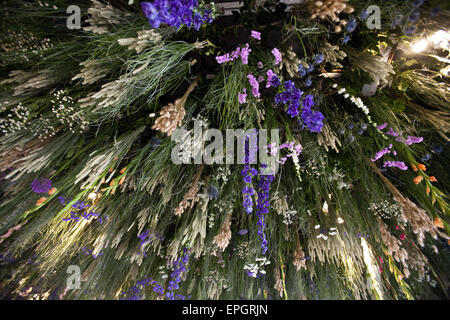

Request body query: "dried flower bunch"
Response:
[280, 48, 301, 78]
[118, 30, 163, 54]
[293, 240, 307, 271]
[318, 122, 342, 153]
[378, 219, 408, 264]
[369, 161, 445, 247]
[83, 0, 125, 34]
[174, 164, 204, 216]
[152, 79, 198, 136]
[72, 60, 110, 85]
[0, 137, 48, 172]
[319, 42, 346, 68]
[212, 213, 232, 252]
[1, 69, 55, 97]
[307, 0, 354, 32]
[349, 51, 395, 86]
[79, 76, 132, 110]
[394, 194, 439, 247]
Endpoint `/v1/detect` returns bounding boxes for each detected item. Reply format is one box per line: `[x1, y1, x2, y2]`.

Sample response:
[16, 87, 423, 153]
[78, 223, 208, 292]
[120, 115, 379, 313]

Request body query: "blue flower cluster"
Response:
[241, 134, 258, 214]
[141, 0, 213, 31]
[346, 17, 357, 33]
[82, 247, 103, 259]
[31, 178, 52, 193]
[255, 168, 274, 255]
[62, 210, 99, 222]
[120, 277, 165, 300]
[208, 183, 219, 200]
[274, 80, 303, 117]
[300, 95, 324, 132]
[166, 248, 191, 300]
[298, 63, 315, 78]
[137, 230, 154, 257]
[59, 196, 108, 223]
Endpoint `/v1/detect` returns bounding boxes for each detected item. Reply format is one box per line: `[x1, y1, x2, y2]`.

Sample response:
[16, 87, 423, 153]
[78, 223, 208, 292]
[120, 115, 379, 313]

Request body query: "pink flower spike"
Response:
[240, 43, 251, 65]
[238, 91, 247, 104]
[266, 69, 274, 88]
[271, 48, 282, 65]
[399, 234, 406, 240]
[386, 128, 399, 137]
[376, 122, 388, 130]
[251, 30, 261, 40]
[395, 225, 399, 230]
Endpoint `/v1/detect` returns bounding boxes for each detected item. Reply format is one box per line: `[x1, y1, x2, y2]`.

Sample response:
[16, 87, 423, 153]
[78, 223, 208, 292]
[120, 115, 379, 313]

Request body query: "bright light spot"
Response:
[322, 201, 328, 214]
[88, 192, 97, 200]
[411, 39, 428, 53]
[429, 30, 450, 50]
[337, 217, 344, 224]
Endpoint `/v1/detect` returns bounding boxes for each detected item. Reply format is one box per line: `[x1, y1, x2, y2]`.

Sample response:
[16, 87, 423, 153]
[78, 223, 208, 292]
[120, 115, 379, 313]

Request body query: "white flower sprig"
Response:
[333, 84, 387, 139]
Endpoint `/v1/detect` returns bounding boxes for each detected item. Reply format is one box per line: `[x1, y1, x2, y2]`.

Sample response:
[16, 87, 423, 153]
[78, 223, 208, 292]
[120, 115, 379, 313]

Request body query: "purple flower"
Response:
[141, 2, 161, 28]
[360, 10, 369, 20]
[251, 30, 261, 40]
[386, 128, 399, 137]
[266, 69, 280, 88]
[412, 0, 424, 7]
[247, 74, 260, 98]
[371, 147, 391, 162]
[237, 229, 248, 235]
[341, 35, 351, 44]
[346, 18, 357, 33]
[240, 43, 251, 65]
[203, 9, 214, 24]
[306, 63, 314, 73]
[31, 178, 52, 193]
[302, 94, 315, 109]
[422, 153, 431, 162]
[255, 173, 274, 254]
[383, 160, 408, 170]
[193, 13, 203, 31]
[314, 54, 324, 64]
[271, 48, 282, 65]
[376, 122, 388, 130]
[257, 61, 263, 69]
[404, 136, 423, 145]
[300, 107, 324, 132]
[180, 7, 193, 27]
[238, 88, 247, 104]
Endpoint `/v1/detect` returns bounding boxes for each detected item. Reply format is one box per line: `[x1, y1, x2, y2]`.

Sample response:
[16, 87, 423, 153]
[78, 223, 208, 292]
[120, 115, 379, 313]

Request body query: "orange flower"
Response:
[120, 167, 126, 174]
[417, 164, 426, 171]
[413, 175, 423, 184]
[108, 168, 113, 173]
[411, 164, 418, 172]
[36, 197, 47, 206]
[119, 176, 125, 185]
[426, 187, 430, 195]
[434, 217, 444, 229]
[48, 187, 57, 195]
[429, 176, 437, 182]
[109, 179, 115, 187]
